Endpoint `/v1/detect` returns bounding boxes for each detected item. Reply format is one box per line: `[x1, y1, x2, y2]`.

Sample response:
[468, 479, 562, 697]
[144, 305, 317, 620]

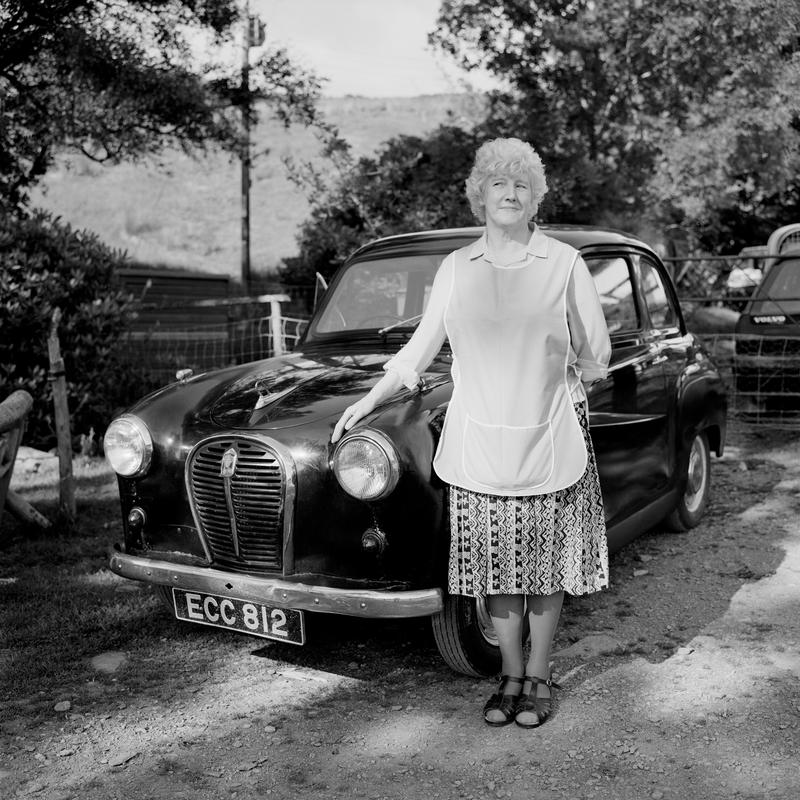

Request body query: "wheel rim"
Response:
[684, 434, 709, 514]
[475, 597, 499, 647]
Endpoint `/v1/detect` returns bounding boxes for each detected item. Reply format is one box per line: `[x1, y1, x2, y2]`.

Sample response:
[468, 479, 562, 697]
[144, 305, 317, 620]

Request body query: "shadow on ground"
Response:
[0, 427, 792, 715]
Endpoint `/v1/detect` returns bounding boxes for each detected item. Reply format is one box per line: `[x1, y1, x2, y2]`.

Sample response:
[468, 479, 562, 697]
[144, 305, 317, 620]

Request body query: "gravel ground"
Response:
[2, 424, 799, 800]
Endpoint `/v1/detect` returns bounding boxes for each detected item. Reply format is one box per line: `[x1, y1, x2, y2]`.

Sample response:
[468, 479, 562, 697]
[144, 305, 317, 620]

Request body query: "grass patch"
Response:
[1, 458, 262, 714]
[1, 458, 184, 705]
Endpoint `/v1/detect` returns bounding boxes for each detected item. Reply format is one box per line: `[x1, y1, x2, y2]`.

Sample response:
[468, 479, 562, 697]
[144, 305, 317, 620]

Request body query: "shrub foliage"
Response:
[0, 210, 150, 450]
[280, 125, 482, 286]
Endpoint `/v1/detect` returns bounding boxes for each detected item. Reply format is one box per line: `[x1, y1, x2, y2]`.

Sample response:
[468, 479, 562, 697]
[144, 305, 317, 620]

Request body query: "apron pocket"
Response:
[463, 415, 554, 491]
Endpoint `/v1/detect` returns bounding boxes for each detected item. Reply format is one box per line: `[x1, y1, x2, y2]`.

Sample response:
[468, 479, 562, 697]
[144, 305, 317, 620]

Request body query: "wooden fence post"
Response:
[269, 297, 285, 357]
[47, 309, 76, 521]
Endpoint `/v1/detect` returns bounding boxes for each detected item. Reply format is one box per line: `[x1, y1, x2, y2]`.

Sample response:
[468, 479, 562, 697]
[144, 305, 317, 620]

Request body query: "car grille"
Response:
[187, 437, 286, 571]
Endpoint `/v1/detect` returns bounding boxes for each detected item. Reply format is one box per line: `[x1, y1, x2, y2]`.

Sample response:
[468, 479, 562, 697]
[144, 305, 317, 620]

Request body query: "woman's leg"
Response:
[525, 590, 564, 691]
[487, 593, 527, 677]
[514, 592, 564, 728]
[513, 591, 565, 727]
[484, 593, 527, 724]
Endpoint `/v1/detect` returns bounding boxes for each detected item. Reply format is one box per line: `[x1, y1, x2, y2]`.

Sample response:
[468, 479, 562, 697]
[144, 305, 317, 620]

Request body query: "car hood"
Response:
[208, 350, 449, 430]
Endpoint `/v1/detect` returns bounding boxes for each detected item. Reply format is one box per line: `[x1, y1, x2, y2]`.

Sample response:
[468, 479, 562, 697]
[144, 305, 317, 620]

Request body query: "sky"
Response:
[247, 0, 500, 97]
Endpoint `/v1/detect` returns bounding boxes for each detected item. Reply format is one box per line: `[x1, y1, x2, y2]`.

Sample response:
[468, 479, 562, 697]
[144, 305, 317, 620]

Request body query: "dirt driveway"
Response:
[2, 424, 799, 800]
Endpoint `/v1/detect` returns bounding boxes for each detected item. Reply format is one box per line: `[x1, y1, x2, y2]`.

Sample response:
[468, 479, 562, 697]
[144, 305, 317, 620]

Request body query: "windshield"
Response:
[310, 253, 444, 337]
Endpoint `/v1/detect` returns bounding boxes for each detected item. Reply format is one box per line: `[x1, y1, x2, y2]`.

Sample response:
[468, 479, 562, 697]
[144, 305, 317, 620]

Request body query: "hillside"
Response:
[30, 94, 486, 281]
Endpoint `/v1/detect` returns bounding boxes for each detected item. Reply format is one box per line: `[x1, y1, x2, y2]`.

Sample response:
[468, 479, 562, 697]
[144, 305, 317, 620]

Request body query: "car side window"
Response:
[585, 257, 639, 334]
[638, 257, 679, 330]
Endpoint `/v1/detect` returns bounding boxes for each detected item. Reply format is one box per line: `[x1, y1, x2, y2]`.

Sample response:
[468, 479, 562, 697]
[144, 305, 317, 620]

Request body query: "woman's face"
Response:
[481, 173, 534, 231]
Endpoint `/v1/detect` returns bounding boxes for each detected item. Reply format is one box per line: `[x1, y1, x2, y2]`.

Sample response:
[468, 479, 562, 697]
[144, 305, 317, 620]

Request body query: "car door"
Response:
[634, 252, 688, 478]
[584, 252, 672, 527]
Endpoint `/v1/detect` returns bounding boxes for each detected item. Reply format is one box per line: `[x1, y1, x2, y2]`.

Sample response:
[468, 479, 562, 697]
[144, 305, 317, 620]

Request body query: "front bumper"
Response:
[109, 552, 444, 619]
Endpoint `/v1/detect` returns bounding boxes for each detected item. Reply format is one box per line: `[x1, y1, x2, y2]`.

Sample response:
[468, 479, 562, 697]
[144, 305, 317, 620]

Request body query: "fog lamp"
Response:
[127, 507, 146, 534]
[361, 527, 387, 555]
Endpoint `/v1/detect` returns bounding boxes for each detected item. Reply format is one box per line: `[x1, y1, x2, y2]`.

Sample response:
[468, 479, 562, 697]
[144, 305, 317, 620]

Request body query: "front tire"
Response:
[665, 430, 711, 531]
[431, 595, 501, 677]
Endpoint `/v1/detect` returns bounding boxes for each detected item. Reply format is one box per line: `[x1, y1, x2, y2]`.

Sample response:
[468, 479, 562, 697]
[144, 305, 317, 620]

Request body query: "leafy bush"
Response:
[280, 125, 481, 286]
[0, 210, 153, 450]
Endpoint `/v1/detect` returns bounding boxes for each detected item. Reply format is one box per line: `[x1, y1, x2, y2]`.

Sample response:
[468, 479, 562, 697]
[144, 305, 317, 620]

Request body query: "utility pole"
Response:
[240, 0, 252, 294]
[240, 2, 265, 294]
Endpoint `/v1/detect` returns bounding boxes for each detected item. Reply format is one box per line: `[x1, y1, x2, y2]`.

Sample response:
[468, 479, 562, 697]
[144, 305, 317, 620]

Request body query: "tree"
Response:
[430, 0, 800, 249]
[0, 1, 329, 446]
[0, 210, 144, 448]
[645, 27, 800, 251]
[0, 0, 325, 211]
[280, 124, 482, 286]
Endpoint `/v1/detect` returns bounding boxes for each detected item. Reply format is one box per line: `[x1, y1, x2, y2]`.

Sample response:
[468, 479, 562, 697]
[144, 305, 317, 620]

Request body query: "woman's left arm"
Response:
[567, 255, 611, 383]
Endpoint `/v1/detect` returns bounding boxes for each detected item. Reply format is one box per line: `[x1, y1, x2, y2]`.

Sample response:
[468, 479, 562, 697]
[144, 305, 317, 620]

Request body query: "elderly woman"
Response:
[332, 138, 611, 728]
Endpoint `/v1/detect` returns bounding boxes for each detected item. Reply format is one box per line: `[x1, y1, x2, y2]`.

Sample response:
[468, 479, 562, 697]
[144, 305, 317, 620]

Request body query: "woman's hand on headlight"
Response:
[331, 371, 405, 443]
[331, 396, 377, 443]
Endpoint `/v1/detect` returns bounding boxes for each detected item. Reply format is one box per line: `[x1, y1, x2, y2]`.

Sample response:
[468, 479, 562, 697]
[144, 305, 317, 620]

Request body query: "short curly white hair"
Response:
[465, 138, 548, 222]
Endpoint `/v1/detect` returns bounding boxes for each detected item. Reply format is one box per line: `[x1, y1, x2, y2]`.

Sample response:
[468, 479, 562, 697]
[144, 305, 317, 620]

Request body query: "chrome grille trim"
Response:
[184, 434, 296, 572]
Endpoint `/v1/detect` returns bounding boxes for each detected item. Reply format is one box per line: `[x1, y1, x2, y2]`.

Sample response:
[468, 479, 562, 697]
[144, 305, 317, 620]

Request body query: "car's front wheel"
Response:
[665, 430, 711, 531]
[430, 595, 502, 677]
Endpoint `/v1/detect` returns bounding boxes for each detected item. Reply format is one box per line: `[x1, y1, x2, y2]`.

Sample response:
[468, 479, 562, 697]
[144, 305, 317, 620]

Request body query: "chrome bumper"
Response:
[109, 552, 444, 618]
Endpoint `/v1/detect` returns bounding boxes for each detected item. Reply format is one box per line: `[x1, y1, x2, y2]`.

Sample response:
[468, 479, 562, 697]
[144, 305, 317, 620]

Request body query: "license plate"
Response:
[171, 588, 305, 645]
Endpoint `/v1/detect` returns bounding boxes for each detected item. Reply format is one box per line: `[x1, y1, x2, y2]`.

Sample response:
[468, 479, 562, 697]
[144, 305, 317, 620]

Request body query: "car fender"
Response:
[673, 336, 727, 460]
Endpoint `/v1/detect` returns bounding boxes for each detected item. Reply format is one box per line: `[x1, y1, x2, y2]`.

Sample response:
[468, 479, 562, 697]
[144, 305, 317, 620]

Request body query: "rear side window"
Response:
[638, 257, 679, 330]
[586, 257, 639, 334]
[761, 257, 800, 299]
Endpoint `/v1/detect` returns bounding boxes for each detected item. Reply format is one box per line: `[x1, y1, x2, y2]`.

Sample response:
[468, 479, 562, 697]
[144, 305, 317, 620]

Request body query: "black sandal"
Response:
[483, 675, 524, 727]
[514, 675, 561, 728]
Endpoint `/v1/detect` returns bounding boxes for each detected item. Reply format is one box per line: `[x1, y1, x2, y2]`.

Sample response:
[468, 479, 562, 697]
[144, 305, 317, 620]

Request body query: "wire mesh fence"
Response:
[700, 333, 800, 427]
[664, 254, 762, 310]
[120, 258, 800, 427]
[664, 253, 800, 427]
[121, 301, 309, 384]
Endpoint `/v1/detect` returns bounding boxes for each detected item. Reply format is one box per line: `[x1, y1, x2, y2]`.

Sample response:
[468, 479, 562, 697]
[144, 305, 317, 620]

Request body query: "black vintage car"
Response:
[104, 225, 727, 677]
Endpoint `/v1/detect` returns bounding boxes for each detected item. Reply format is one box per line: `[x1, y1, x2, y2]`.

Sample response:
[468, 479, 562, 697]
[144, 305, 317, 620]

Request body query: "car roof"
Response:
[347, 224, 657, 261]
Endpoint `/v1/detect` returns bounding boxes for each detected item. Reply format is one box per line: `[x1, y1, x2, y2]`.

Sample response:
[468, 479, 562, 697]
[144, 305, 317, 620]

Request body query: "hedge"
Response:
[0, 210, 154, 450]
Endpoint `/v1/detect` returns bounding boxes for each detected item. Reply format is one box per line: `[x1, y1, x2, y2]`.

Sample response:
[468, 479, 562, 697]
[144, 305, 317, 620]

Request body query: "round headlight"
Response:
[332, 430, 400, 501]
[104, 415, 153, 477]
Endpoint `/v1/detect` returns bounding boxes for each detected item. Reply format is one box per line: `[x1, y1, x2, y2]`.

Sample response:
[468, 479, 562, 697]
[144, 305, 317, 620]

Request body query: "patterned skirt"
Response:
[446, 402, 608, 598]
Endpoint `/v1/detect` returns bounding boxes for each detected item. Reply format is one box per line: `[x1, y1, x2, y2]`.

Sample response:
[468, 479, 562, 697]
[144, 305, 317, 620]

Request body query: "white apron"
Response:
[433, 240, 588, 496]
